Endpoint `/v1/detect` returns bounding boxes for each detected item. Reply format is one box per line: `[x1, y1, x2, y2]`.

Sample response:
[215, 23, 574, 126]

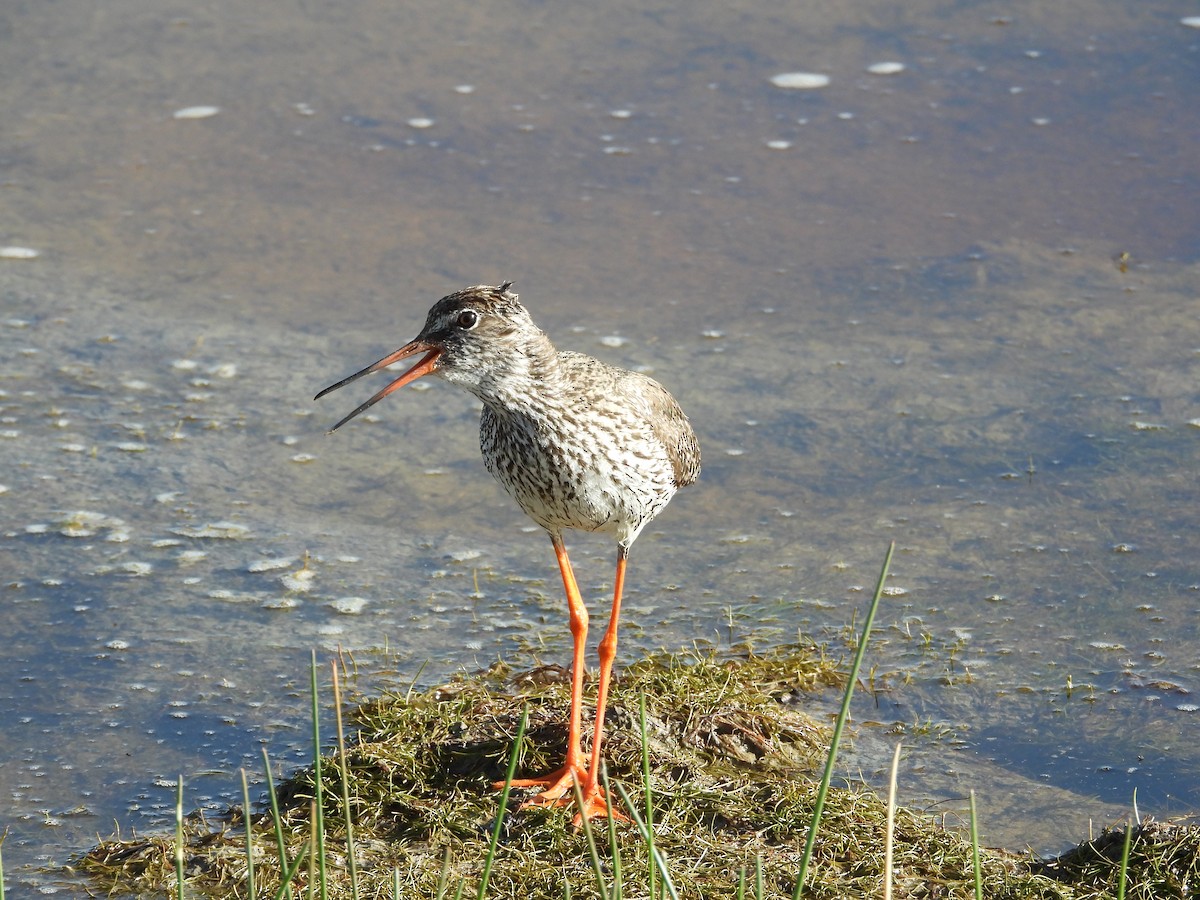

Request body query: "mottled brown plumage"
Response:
[316, 283, 699, 821]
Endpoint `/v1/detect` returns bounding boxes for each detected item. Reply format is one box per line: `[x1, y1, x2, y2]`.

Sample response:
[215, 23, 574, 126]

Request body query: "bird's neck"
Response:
[467, 335, 568, 415]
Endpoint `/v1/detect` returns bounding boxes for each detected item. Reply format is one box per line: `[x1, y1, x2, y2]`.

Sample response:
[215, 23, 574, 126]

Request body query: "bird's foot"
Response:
[495, 763, 630, 824]
[493, 760, 585, 802]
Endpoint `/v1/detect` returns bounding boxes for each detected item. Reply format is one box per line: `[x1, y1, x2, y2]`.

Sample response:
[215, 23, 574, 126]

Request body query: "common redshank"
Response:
[315, 283, 700, 820]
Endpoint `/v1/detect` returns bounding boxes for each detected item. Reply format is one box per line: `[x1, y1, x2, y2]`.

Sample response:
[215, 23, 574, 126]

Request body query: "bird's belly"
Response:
[481, 417, 674, 541]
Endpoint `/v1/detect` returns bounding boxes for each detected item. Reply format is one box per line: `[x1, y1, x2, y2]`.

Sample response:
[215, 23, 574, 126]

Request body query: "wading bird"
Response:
[316, 283, 699, 820]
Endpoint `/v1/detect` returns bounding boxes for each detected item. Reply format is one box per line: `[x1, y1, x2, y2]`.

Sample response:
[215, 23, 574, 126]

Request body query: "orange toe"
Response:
[570, 784, 631, 826]
[494, 763, 630, 824]
[492, 760, 587, 802]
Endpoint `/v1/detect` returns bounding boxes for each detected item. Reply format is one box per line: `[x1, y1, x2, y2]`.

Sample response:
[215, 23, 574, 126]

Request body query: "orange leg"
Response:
[500, 534, 590, 802]
[498, 536, 630, 823]
[585, 546, 627, 797]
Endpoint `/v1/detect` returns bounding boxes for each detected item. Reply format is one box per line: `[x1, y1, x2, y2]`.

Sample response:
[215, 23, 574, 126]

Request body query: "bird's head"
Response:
[315, 283, 547, 432]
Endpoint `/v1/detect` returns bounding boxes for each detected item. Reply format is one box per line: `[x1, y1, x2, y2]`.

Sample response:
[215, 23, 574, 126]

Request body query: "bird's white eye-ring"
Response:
[456, 309, 479, 330]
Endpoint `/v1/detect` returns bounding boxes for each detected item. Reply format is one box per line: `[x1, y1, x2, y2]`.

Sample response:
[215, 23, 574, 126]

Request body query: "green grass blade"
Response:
[404, 660, 430, 704]
[572, 775, 611, 900]
[1117, 789, 1136, 900]
[478, 705, 528, 900]
[261, 746, 296, 900]
[275, 849, 310, 900]
[241, 768, 256, 899]
[968, 789, 981, 900]
[331, 664, 361, 900]
[310, 651, 328, 900]
[600, 765, 623, 900]
[883, 742, 902, 900]
[174, 775, 184, 900]
[435, 847, 452, 900]
[610, 781, 679, 900]
[307, 800, 317, 900]
[792, 541, 894, 899]
[638, 692, 656, 900]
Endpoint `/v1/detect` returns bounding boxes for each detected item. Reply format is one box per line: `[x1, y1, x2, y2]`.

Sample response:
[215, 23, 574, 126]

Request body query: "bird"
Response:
[315, 282, 700, 821]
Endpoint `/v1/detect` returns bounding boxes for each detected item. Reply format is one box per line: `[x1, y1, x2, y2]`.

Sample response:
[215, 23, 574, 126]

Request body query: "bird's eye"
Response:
[455, 309, 479, 330]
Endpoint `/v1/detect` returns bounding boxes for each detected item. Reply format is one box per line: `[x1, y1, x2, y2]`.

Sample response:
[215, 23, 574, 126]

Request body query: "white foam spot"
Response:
[407, 117, 435, 129]
[328, 597, 369, 615]
[867, 61, 906, 75]
[249, 557, 295, 573]
[173, 106, 220, 120]
[770, 72, 830, 89]
[172, 521, 251, 539]
[281, 568, 316, 592]
[0, 246, 40, 260]
[59, 511, 126, 537]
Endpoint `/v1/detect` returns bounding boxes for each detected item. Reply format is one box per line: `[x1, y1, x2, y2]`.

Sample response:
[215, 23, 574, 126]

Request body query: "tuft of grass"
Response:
[1032, 816, 1200, 900]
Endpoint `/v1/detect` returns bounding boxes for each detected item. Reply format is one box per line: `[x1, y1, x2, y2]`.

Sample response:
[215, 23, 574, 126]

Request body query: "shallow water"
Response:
[2, 0, 1199, 892]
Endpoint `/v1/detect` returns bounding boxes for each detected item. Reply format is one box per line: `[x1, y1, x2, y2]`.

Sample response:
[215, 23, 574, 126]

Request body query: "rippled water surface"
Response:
[2, 0, 1198, 893]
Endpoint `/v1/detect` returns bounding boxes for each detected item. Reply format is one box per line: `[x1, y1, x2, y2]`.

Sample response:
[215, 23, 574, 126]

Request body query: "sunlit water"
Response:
[2, 0, 1198, 893]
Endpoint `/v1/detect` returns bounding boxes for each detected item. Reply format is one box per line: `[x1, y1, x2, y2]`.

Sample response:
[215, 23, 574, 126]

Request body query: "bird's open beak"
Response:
[314, 341, 442, 433]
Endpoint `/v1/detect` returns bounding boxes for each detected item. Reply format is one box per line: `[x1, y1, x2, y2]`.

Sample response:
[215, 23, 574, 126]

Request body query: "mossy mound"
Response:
[78, 647, 1198, 899]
